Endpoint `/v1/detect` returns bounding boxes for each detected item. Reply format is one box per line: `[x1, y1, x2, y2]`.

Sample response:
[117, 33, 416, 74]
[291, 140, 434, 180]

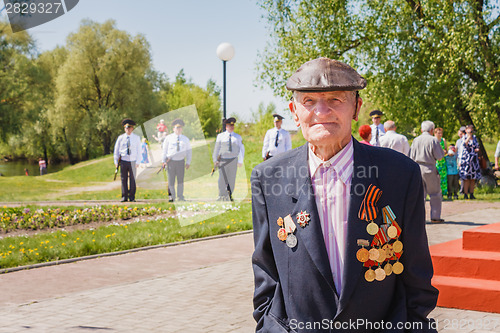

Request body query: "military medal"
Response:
[393, 261, 404, 275]
[356, 239, 370, 263]
[277, 228, 287, 241]
[368, 248, 380, 261]
[277, 217, 284, 227]
[384, 263, 393, 276]
[387, 225, 398, 239]
[393, 240, 403, 253]
[286, 234, 297, 248]
[296, 211, 310, 227]
[376, 248, 386, 263]
[366, 222, 379, 235]
[365, 268, 376, 282]
[283, 215, 297, 234]
[382, 243, 395, 258]
[375, 266, 386, 281]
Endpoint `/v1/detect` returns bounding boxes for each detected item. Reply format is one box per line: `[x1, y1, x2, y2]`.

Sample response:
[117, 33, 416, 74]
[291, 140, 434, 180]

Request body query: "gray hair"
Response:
[384, 120, 396, 131]
[421, 120, 435, 133]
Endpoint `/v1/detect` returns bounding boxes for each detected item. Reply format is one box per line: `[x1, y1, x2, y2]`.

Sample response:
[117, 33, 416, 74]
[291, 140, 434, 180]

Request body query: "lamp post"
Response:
[216, 42, 234, 131]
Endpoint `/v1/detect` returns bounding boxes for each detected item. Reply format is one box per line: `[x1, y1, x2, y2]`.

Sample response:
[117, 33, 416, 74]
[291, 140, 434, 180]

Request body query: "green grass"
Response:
[0, 202, 252, 269]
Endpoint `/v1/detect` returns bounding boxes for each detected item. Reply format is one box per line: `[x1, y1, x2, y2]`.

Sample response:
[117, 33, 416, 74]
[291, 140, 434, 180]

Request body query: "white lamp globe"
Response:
[216, 42, 235, 61]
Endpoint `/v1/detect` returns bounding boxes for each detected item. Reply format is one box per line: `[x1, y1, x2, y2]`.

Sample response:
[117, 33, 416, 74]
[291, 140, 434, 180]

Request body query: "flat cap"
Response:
[172, 118, 185, 127]
[122, 118, 136, 127]
[225, 117, 236, 125]
[273, 114, 284, 121]
[369, 110, 383, 117]
[286, 57, 367, 92]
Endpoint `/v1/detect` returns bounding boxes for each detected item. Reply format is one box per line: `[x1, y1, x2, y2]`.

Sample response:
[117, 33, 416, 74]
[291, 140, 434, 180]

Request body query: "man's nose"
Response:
[314, 99, 331, 117]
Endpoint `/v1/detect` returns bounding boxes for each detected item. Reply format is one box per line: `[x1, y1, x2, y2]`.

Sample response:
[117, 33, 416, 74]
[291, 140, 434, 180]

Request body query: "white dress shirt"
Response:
[262, 127, 292, 158]
[309, 139, 354, 294]
[113, 133, 142, 164]
[212, 131, 245, 164]
[162, 133, 192, 164]
[379, 130, 410, 156]
[369, 123, 385, 146]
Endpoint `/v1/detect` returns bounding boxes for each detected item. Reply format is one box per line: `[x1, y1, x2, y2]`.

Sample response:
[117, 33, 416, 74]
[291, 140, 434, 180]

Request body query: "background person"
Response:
[379, 120, 410, 155]
[494, 139, 500, 170]
[38, 158, 47, 176]
[445, 145, 459, 200]
[162, 119, 192, 202]
[358, 124, 372, 145]
[261, 114, 292, 160]
[410, 120, 445, 222]
[369, 110, 385, 146]
[113, 118, 141, 202]
[459, 125, 481, 199]
[140, 138, 149, 166]
[252, 57, 437, 332]
[213, 117, 244, 201]
[434, 127, 448, 197]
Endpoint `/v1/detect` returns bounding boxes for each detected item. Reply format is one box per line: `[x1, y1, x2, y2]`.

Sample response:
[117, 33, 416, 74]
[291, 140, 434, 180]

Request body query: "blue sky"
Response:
[1, 0, 292, 124]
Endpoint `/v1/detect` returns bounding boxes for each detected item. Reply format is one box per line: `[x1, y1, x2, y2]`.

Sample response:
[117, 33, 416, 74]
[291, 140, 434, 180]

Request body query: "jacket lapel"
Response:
[287, 144, 337, 296]
[336, 140, 380, 317]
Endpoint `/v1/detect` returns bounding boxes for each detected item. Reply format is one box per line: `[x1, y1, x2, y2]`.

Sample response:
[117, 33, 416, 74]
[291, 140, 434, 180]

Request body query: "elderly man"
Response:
[379, 120, 410, 155]
[262, 114, 292, 160]
[410, 121, 446, 223]
[369, 110, 385, 146]
[252, 58, 437, 333]
[114, 119, 142, 202]
[162, 119, 192, 202]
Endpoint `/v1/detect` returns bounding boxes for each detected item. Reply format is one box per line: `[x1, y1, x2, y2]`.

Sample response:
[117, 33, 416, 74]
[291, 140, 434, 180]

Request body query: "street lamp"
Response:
[216, 42, 235, 131]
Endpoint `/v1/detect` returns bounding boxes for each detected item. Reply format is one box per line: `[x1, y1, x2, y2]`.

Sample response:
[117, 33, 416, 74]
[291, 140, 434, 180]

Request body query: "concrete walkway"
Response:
[0, 201, 499, 332]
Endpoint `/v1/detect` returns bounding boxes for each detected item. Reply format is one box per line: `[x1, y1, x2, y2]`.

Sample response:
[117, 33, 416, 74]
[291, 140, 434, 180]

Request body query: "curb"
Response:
[0, 229, 253, 274]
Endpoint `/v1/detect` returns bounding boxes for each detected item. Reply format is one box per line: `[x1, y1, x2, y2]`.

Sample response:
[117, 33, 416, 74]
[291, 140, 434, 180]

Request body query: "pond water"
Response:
[0, 160, 70, 177]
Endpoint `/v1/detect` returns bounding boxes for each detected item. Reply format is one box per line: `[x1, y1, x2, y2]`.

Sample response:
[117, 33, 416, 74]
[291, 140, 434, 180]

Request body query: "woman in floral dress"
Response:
[459, 125, 481, 199]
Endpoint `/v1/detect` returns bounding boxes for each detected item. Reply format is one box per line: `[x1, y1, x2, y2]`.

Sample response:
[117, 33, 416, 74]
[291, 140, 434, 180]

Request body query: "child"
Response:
[445, 145, 459, 200]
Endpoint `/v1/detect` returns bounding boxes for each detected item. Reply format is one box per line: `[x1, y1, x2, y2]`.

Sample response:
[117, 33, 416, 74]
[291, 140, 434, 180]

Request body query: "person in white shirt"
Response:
[262, 114, 292, 160]
[162, 119, 192, 202]
[113, 119, 142, 202]
[212, 117, 245, 201]
[379, 120, 410, 156]
[369, 110, 385, 146]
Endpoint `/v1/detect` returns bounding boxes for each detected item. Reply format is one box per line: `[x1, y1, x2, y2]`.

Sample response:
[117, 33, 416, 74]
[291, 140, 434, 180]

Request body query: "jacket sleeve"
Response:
[113, 135, 121, 165]
[213, 135, 220, 163]
[251, 168, 287, 333]
[400, 162, 439, 332]
[262, 131, 270, 159]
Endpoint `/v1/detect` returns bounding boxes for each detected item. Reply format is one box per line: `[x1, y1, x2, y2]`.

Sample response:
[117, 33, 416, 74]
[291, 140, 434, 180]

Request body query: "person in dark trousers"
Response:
[113, 119, 141, 202]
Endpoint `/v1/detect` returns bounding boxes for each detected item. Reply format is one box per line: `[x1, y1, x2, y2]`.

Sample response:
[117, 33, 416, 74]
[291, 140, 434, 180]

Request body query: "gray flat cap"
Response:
[286, 57, 367, 92]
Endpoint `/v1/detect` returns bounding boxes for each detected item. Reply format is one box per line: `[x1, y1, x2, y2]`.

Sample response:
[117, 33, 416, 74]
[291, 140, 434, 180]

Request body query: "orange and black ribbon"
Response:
[358, 184, 383, 221]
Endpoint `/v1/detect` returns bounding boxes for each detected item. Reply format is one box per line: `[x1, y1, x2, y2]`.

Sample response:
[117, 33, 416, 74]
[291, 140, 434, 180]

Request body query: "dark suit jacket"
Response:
[251, 139, 438, 333]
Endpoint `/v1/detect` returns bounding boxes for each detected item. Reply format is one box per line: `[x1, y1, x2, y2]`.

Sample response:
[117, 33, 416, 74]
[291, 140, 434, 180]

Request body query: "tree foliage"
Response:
[258, 0, 500, 160]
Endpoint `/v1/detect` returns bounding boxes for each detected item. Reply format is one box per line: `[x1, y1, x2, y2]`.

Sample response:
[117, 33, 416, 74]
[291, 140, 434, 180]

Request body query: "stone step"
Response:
[432, 275, 500, 313]
[463, 223, 500, 252]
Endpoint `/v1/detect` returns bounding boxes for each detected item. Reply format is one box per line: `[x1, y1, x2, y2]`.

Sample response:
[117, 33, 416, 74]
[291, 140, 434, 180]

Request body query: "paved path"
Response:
[0, 201, 499, 332]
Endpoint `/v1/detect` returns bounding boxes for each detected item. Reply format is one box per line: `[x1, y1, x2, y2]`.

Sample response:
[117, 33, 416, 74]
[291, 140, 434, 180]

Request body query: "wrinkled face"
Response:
[289, 91, 361, 147]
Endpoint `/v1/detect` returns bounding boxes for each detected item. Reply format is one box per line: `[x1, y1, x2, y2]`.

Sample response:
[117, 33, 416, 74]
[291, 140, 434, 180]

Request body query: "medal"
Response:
[356, 248, 369, 263]
[382, 244, 395, 258]
[387, 225, 398, 238]
[376, 248, 386, 263]
[277, 217, 284, 227]
[365, 268, 375, 282]
[296, 210, 310, 227]
[286, 234, 297, 248]
[375, 266, 386, 281]
[393, 261, 404, 274]
[366, 222, 379, 235]
[368, 248, 380, 261]
[393, 240, 403, 253]
[277, 228, 287, 241]
[384, 263, 393, 276]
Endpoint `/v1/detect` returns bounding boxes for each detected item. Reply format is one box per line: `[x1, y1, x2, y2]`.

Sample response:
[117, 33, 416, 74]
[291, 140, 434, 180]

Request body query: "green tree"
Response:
[163, 70, 221, 138]
[50, 19, 155, 162]
[257, 0, 500, 161]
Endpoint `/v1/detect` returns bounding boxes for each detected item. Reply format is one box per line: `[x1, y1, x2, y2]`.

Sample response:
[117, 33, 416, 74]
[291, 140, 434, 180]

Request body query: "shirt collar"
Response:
[308, 138, 354, 185]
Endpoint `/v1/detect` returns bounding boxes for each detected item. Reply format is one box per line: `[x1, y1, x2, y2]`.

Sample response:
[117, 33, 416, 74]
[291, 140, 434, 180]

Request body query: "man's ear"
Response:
[289, 101, 300, 126]
[353, 97, 363, 121]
